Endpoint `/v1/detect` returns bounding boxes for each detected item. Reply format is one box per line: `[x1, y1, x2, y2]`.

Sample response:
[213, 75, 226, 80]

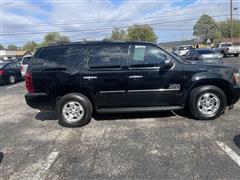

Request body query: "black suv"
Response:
[25, 41, 240, 127]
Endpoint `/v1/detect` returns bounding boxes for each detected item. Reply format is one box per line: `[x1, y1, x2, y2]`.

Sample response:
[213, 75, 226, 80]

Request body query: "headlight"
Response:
[233, 72, 240, 85]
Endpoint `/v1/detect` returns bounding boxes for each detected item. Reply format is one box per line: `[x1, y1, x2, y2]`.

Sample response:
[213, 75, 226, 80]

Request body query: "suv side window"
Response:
[129, 45, 168, 67]
[87, 45, 124, 69]
[36, 45, 85, 68]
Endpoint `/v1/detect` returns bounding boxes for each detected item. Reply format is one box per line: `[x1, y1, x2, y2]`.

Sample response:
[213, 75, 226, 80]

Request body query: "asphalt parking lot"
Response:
[0, 56, 240, 179]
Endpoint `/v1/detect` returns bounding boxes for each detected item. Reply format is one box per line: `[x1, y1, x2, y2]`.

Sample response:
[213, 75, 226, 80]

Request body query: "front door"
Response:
[125, 44, 184, 107]
[83, 44, 128, 108]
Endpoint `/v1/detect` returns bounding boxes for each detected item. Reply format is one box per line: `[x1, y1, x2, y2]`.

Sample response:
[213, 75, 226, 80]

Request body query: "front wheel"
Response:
[8, 75, 16, 84]
[234, 54, 239, 57]
[57, 93, 93, 127]
[189, 86, 227, 120]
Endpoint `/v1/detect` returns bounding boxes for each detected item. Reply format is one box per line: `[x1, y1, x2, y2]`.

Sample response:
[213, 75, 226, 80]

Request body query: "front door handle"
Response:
[128, 75, 143, 79]
[83, 76, 98, 80]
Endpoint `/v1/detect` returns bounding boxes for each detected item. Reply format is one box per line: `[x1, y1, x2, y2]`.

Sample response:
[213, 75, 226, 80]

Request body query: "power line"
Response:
[1, 14, 231, 36]
[4, 10, 229, 29]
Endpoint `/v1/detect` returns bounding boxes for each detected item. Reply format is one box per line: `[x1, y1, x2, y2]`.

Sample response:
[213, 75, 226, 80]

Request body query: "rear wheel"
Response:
[57, 93, 92, 127]
[234, 54, 239, 57]
[8, 75, 15, 84]
[189, 86, 227, 120]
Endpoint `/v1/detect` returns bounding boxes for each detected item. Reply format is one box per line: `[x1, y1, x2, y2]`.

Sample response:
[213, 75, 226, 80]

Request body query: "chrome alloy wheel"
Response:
[197, 93, 220, 116]
[9, 76, 15, 84]
[62, 101, 84, 122]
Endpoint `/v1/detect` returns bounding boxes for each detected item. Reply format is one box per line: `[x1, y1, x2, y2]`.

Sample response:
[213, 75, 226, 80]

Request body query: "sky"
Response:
[1, 0, 240, 47]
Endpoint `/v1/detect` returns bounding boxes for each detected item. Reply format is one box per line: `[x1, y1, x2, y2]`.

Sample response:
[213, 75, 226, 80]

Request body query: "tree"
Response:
[22, 41, 38, 52]
[41, 32, 70, 46]
[127, 25, 157, 42]
[7, 44, 18, 50]
[0, 44, 4, 50]
[193, 14, 222, 42]
[110, 28, 127, 40]
[218, 19, 240, 38]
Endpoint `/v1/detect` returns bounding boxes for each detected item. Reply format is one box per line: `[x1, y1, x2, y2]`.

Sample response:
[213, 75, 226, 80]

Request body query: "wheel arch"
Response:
[54, 86, 95, 110]
[187, 79, 232, 106]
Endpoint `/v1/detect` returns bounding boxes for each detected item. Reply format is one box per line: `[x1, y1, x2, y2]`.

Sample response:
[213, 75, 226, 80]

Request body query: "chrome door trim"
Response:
[128, 88, 180, 93]
[100, 90, 125, 94]
[128, 75, 143, 79]
[83, 76, 98, 80]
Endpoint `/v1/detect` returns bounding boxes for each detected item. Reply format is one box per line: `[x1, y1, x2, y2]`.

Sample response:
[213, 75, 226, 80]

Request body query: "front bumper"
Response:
[229, 85, 240, 106]
[25, 93, 55, 110]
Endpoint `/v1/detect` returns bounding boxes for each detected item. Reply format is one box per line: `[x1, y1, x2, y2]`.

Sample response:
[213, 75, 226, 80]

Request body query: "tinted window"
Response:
[22, 56, 31, 65]
[88, 45, 124, 69]
[222, 43, 232, 47]
[197, 49, 215, 54]
[36, 45, 85, 68]
[129, 45, 168, 67]
[4, 63, 17, 69]
[0, 63, 7, 68]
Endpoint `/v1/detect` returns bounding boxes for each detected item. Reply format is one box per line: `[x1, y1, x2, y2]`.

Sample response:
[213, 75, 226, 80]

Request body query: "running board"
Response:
[96, 106, 183, 113]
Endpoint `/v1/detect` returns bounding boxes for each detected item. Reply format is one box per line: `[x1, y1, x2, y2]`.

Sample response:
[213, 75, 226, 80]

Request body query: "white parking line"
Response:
[216, 141, 240, 167]
[6, 82, 24, 89]
[10, 151, 59, 180]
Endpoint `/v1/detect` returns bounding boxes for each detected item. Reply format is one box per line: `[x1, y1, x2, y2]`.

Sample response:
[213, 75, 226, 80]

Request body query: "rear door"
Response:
[83, 44, 128, 108]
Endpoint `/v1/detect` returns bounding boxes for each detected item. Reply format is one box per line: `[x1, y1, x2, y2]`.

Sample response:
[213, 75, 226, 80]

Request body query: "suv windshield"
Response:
[22, 56, 32, 65]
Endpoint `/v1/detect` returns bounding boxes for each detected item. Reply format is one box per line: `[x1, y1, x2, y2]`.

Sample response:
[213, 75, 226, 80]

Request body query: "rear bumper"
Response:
[25, 93, 55, 110]
[229, 85, 240, 106]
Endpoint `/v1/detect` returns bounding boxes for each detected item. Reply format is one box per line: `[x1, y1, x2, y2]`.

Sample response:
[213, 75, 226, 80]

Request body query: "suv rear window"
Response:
[35, 45, 85, 68]
[22, 56, 31, 65]
[87, 45, 124, 69]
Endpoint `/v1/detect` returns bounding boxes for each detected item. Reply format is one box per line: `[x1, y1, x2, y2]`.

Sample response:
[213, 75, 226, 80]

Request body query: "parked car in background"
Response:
[0, 61, 22, 84]
[25, 41, 240, 127]
[184, 49, 223, 63]
[213, 42, 240, 57]
[14, 57, 23, 67]
[173, 45, 193, 56]
[21, 55, 32, 78]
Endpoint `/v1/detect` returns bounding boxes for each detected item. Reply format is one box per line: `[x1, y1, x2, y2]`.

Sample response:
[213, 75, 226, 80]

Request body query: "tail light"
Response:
[20, 66, 23, 71]
[0, 70, 5, 75]
[25, 72, 34, 93]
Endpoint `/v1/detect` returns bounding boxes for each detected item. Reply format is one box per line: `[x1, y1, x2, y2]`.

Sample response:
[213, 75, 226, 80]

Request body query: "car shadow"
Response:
[34, 110, 191, 122]
[35, 111, 58, 121]
[93, 111, 176, 121]
[0, 152, 4, 164]
[233, 134, 240, 149]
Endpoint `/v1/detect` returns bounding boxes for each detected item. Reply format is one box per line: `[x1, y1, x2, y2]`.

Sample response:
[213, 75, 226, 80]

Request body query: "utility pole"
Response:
[230, 0, 233, 43]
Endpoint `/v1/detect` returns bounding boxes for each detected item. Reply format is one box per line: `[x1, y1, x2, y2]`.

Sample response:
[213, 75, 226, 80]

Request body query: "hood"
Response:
[183, 59, 234, 68]
[201, 53, 223, 60]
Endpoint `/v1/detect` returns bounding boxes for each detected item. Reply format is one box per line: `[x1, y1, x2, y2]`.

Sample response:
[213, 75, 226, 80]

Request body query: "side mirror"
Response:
[162, 59, 174, 69]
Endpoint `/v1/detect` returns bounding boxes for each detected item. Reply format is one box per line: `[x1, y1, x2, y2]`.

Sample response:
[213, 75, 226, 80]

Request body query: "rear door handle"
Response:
[128, 75, 143, 79]
[83, 76, 98, 80]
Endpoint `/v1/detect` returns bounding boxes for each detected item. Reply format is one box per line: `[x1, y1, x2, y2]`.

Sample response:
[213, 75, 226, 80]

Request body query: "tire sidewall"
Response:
[190, 86, 227, 120]
[57, 93, 92, 127]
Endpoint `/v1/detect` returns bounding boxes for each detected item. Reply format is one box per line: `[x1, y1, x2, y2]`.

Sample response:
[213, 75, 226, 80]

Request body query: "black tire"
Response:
[234, 54, 239, 57]
[57, 93, 93, 127]
[8, 75, 16, 84]
[189, 85, 227, 120]
[221, 51, 226, 58]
